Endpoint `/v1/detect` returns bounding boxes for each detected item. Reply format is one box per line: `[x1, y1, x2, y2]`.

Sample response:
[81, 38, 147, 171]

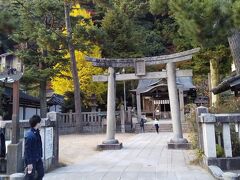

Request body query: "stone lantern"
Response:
[90, 94, 97, 112]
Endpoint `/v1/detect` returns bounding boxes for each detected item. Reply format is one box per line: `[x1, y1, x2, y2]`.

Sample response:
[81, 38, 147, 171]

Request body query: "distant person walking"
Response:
[140, 118, 145, 133]
[154, 119, 159, 134]
[24, 115, 44, 180]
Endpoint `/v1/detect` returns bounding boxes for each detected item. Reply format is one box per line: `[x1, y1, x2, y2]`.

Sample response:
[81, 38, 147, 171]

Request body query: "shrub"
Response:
[216, 144, 224, 157]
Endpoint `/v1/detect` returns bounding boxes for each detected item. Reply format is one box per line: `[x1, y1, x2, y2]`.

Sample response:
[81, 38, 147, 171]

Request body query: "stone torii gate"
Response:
[86, 48, 200, 150]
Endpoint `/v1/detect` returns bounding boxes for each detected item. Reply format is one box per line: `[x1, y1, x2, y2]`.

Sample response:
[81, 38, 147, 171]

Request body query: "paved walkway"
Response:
[44, 133, 214, 180]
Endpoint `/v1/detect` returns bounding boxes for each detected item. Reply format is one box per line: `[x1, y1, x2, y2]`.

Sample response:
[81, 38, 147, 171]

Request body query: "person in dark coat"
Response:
[154, 119, 159, 134]
[140, 118, 145, 133]
[0, 128, 6, 158]
[0, 115, 5, 158]
[24, 115, 44, 180]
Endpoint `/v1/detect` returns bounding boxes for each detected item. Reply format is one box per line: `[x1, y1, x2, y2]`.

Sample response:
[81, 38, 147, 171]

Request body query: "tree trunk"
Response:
[210, 58, 220, 108]
[228, 31, 240, 75]
[39, 80, 47, 118]
[39, 48, 48, 118]
[64, 1, 82, 130]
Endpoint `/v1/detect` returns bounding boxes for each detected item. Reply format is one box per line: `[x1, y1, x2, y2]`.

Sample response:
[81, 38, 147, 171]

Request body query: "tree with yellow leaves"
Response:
[52, 4, 106, 107]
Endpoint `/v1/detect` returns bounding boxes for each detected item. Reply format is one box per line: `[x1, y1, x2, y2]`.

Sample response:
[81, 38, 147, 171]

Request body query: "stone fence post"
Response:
[69, 110, 73, 123]
[98, 108, 101, 123]
[196, 106, 208, 151]
[127, 107, 132, 130]
[47, 112, 59, 167]
[200, 114, 217, 158]
[120, 105, 125, 133]
[223, 122, 232, 158]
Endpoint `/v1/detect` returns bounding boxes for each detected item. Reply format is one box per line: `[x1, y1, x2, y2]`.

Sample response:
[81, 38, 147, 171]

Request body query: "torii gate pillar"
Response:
[167, 62, 190, 149]
[97, 67, 122, 150]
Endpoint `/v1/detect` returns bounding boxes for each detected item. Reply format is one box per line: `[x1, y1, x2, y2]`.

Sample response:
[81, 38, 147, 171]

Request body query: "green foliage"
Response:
[210, 96, 240, 114]
[61, 91, 95, 112]
[149, 0, 168, 15]
[169, 0, 232, 48]
[101, 9, 143, 58]
[231, 126, 240, 157]
[216, 144, 224, 157]
[191, 148, 204, 165]
[8, 0, 67, 86]
[168, 0, 234, 107]
[185, 103, 205, 165]
[185, 103, 198, 149]
[232, 1, 240, 29]
[113, 0, 149, 20]
[99, 0, 181, 59]
[214, 124, 240, 158]
[61, 91, 75, 113]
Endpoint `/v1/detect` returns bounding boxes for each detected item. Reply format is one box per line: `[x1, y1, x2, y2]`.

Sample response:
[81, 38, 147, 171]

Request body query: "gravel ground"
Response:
[59, 133, 135, 165]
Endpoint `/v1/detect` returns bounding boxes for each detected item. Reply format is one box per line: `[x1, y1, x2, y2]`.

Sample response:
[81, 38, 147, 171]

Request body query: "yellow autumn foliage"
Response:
[51, 4, 106, 105]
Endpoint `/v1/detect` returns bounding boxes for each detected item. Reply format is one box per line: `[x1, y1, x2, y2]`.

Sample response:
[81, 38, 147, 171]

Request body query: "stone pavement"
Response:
[44, 133, 214, 180]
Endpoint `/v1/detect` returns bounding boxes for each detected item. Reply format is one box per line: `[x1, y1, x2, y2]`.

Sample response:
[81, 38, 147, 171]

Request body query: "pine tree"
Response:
[168, 0, 233, 107]
[9, 0, 67, 117]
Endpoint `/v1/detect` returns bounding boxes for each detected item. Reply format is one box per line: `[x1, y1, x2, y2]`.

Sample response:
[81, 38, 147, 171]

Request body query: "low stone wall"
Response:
[58, 126, 78, 135]
[83, 124, 104, 134]
[204, 156, 240, 171]
[57, 110, 133, 134]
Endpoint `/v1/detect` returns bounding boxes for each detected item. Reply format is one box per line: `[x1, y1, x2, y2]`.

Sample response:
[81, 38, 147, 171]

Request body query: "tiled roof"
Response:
[133, 76, 195, 94]
[212, 75, 240, 94]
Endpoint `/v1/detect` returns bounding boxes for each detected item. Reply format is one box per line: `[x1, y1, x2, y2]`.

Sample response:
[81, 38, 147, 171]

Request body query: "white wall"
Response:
[19, 106, 61, 120]
[49, 105, 61, 112]
[25, 107, 40, 120]
[19, 107, 40, 120]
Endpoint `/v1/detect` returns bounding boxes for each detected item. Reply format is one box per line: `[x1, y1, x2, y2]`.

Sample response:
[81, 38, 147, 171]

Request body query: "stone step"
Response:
[135, 123, 189, 133]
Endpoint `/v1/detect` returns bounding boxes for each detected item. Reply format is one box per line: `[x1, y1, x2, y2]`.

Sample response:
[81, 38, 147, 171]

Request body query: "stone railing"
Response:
[196, 106, 240, 171]
[57, 112, 78, 134]
[82, 111, 102, 124]
[57, 110, 123, 134]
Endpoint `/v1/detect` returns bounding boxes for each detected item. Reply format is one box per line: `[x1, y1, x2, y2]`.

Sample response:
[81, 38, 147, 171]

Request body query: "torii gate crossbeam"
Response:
[92, 70, 192, 82]
[86, 48, 200, 67]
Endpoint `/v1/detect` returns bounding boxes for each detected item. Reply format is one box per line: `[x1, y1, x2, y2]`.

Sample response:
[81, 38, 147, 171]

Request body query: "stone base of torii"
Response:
[86, 48, 200, 150]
